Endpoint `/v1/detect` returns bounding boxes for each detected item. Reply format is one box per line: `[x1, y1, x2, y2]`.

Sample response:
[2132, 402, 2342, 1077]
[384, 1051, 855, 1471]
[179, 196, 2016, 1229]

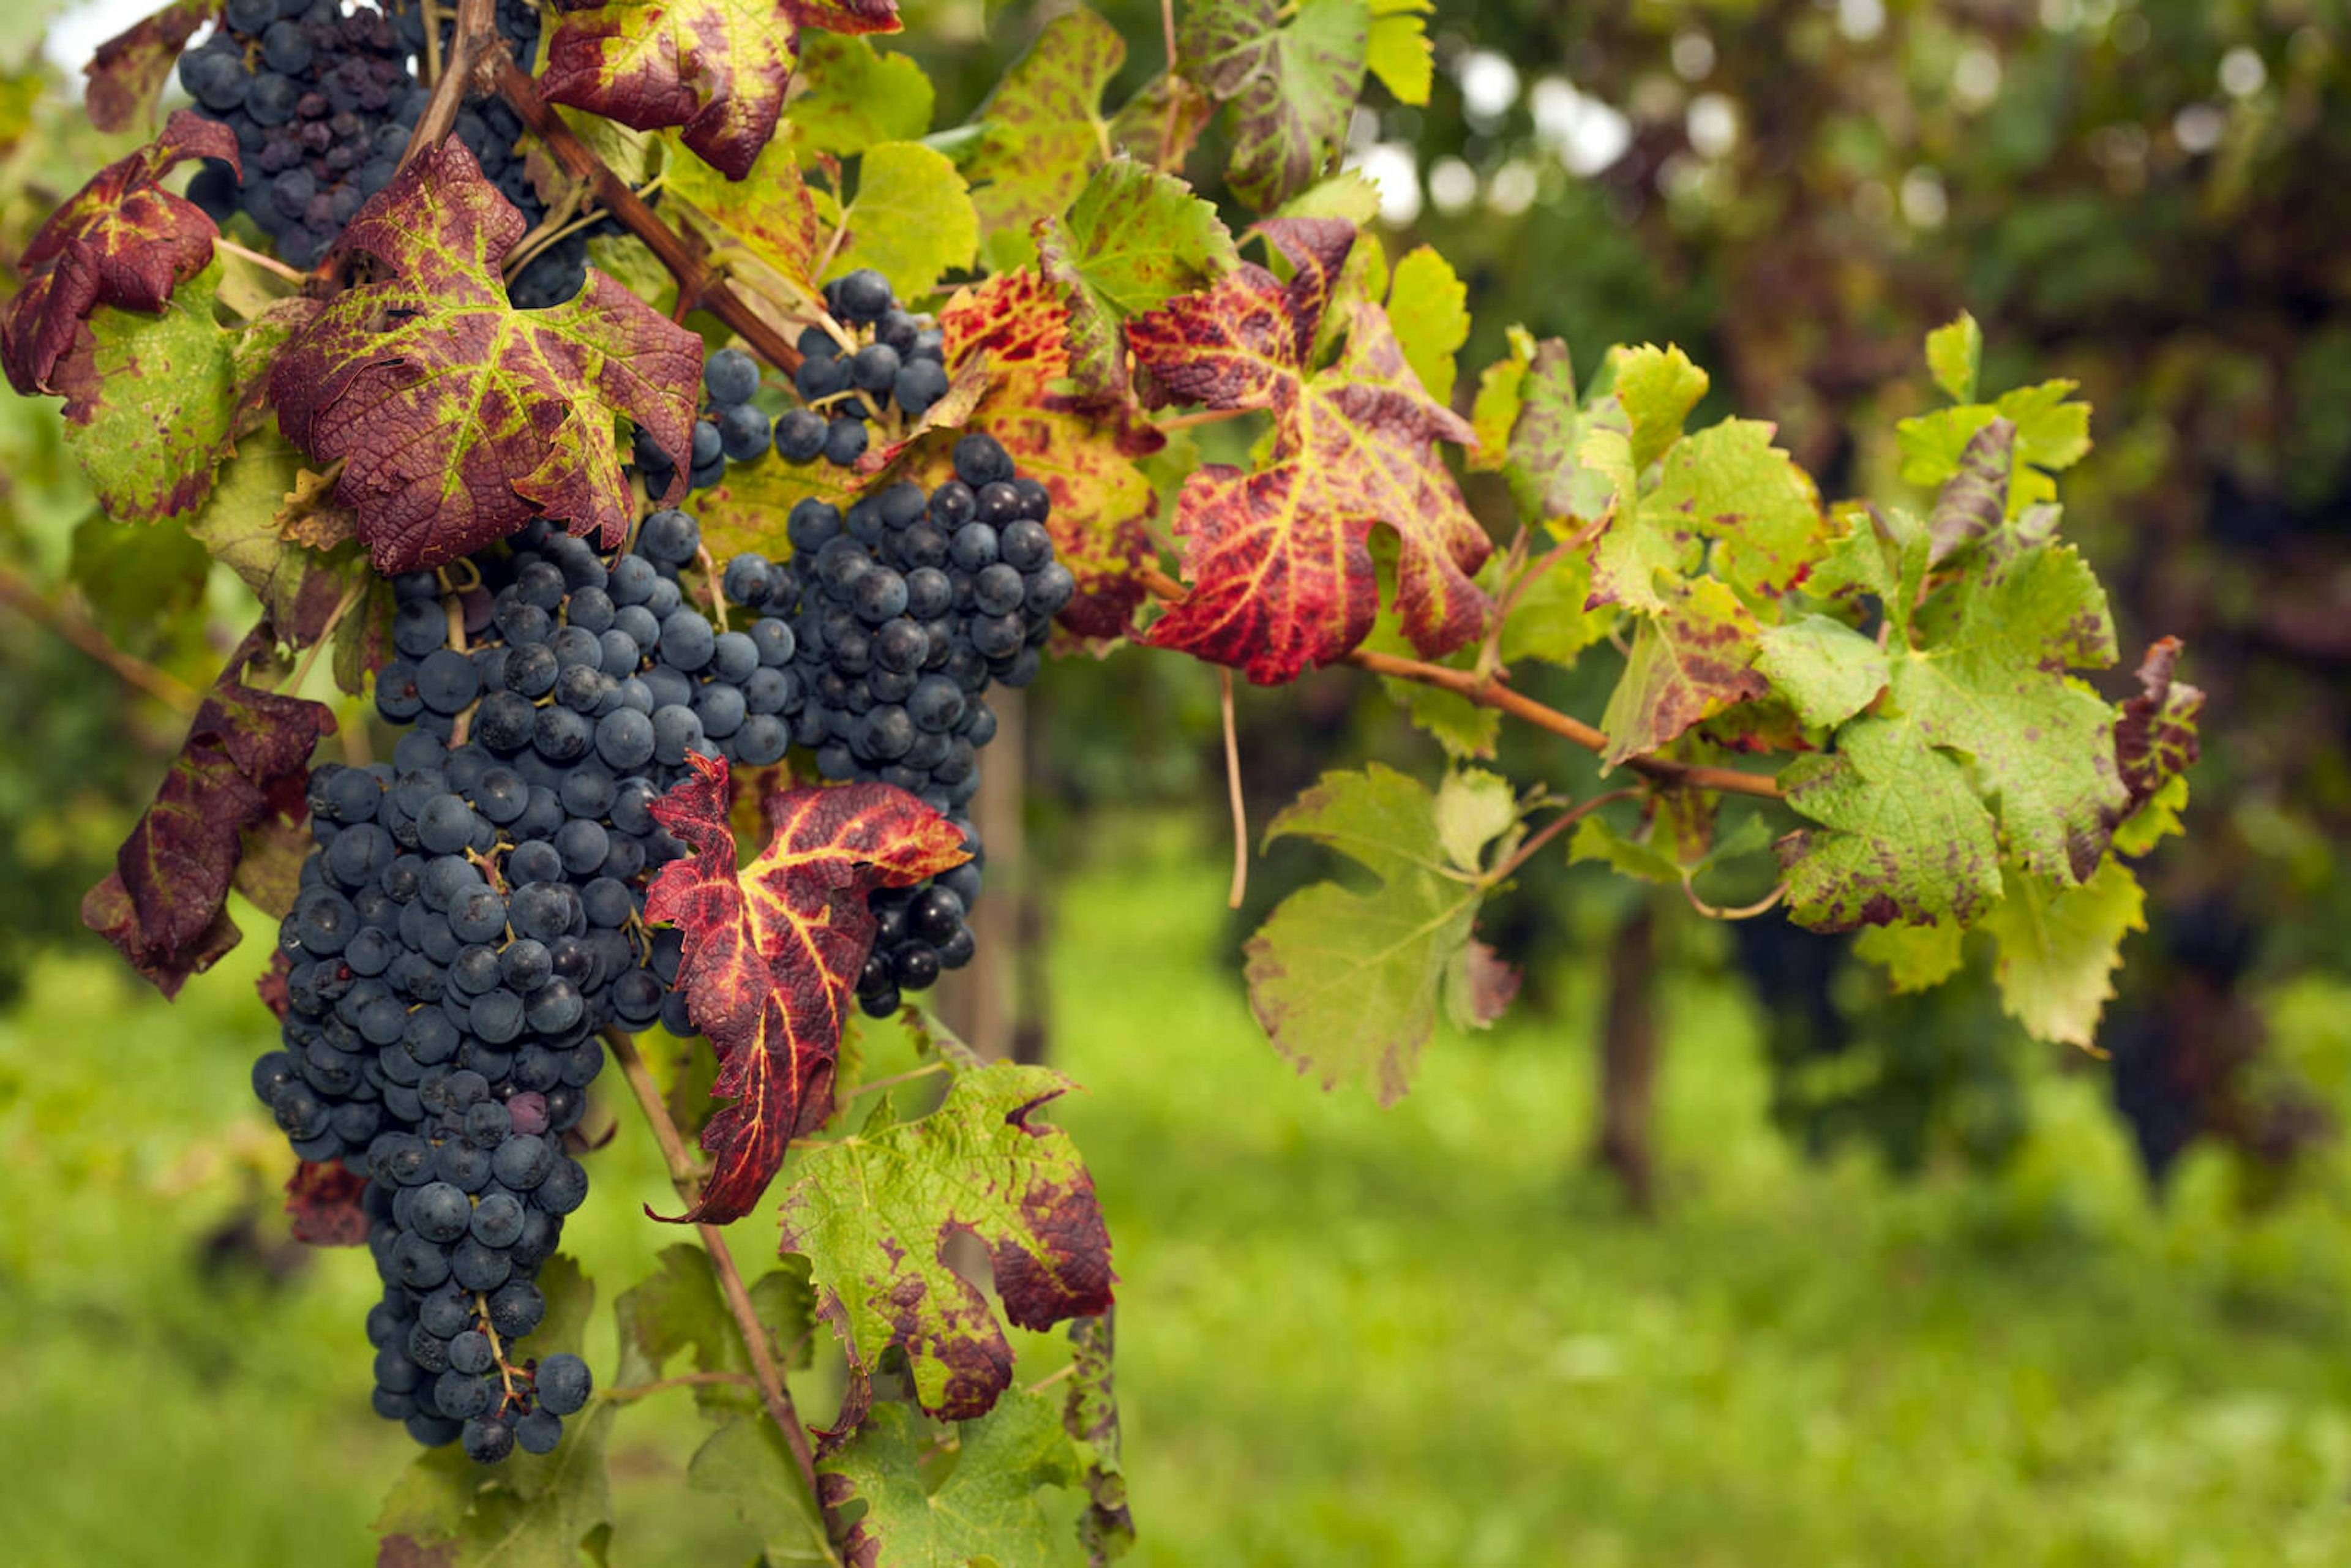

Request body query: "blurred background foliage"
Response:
[2, 0, 2349, 1563]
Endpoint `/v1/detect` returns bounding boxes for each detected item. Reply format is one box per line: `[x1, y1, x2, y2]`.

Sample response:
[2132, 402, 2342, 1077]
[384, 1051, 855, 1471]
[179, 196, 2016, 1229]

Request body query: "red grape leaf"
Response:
[268, 141, 701, 572]
[1126, 217, 1491, 684]
[83, 0, 219, 133]
[643, 752, 967, 1225]
[285, 1160, 370, 1247]
[2110, 636, 2202, 822]
[926, 267, 1164, 643]
[82, 630, 337, 997]
[541, 0, 901, 181]
[778, 1062, 1115, 1450]
[1, 110, 238, 396]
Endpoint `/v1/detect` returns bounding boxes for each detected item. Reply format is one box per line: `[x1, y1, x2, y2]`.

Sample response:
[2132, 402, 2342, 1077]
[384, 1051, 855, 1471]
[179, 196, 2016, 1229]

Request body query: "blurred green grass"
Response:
[4, 813, 2349, 1566]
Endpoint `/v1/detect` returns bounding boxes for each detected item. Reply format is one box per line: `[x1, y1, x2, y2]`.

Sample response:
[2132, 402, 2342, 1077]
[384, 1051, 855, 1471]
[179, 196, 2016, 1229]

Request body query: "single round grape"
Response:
[516, 1408, 564, 1455]
[775, 408, 827, 462]
[703, 347, 761, 406]
[823, 416, 869, 467]
[894, 359, 950, 416]
[850, 342, 901, 392]
[1026, 561, 1077, 617]
[718, 401, 771, 462]
[953, 432, 1014, 487]
[534, 1353, 594, 1416]
[973, 563, 1026, 617]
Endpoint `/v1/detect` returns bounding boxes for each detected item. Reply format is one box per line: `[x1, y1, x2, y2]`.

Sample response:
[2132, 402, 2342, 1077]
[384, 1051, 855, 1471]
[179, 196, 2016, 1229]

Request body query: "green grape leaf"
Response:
[83, 0, 217, 133]
[778, 1062, 1114, 1447]
[787, 34, 933, 155]
[184, 426, 372, 655]
[1610, 342, 1709, 473]
[69, 512, 209, 645]
[1179, 0, 1370, 210]
[822, 139, 980, 301]
[687, 1417, 834, 1565]
[961, 6, 1125, 273]
[1499, 547, 1613, 669]
[2109, 636, 2202, 844]
[1981, 857, 2146, 1049]
[1486, 336, 1621, 530]
[1385, 243, 1468, 405]
[1852, 920, 1967, 992]
[1037, 155, 1240, 399]
[269, 141, 703, 572]
[2112, 775, 2188, 858]
[1925, 310, 1982, 403]
[1896, 380, 2089, 507]
[1598, 577, 1769, 768]
[1753, 613, 1889, 730]
[616, 1244, 814, 1416]
[375, 1258, 615, 1568]
[1103, 70, 1217, 167]
[1994, 380, 2093, 471]
[541, 0, 901, 181]
[1465, 325, 1534, 471]
[1567, 816, 1685, 886]
[1643, 418, 1828, 601]
[1775, 715, 2002, 932]
[663, 129, 828, 298]
[1580, 426, 1681, 612]
[1064, 1314, 1135, 1563]
[1126, 219, 1491, 684]
[816, 1388, 1078, 1568]
[51, 262, 236, 523]
[1245, 764, 1522, 1103]
[1365, 0, 1434, 104]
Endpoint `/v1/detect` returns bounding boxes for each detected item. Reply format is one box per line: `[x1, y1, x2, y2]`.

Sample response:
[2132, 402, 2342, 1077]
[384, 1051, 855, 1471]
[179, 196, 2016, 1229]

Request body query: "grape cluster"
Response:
[778, 269, 953, 470]
[179, 0, 418, 271]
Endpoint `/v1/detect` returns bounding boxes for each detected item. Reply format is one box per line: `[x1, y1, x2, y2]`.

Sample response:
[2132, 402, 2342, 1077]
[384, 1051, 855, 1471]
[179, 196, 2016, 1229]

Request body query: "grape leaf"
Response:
[786, 34, 932, 154]
[1245, 765, 1522, 1103]
[1611, 342, 1709, 473]
[1924, 416, 2014, 564]
[928, 267, 1164, 641]
[1643, 418, 1828, 601]
[1981, 856, 2145, 1049]
[778, 1062, 1115, 1446]
[83, 0, 217, 133]
[70, 512, 209, 647]
[1852, 920, 1967, 992]
[816, 1389, 1078, 1567]
[185, 426, 375, 656]
[1179, 0, 1369, 209]
[661, 129, 826, 299]
[284, 1160, 369, 1247]
[269, 141, 702, 572]
[1385, 244, 1466, 405]
[1597, 577, 1769, 768]
[541, 0, 901, 180]
[1775, 715, 2003, 932]
[1104, 70, 1217, 167]
[81, 630, 336, 998]
[1753, 613, 1889, 730]
[1365, 0, 1434, 105]
[1037, 156, 1239, 399]
[686, 1416, 833, 1564]
[51, 263, 237, 523]
[1, 109, 238, 396]
[2110, 636, 2202, 829]
[1925, 310, 1982, 404]
[643, 752, 967, 1225]
[820, 140, 979, 302]
[1128, 219, 1491, 683]
[1064, 1314, 1134, 1564]
[374, 1258, 613, 1568]
[961, 6, 1125, 273]
[616, 1244, 813, 1416]
[1466, 325, 1534, 470]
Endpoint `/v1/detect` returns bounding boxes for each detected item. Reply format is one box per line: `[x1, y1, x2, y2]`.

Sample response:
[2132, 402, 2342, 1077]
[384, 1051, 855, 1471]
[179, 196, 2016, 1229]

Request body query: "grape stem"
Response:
[1219, 668, 1247, 909]
[397, 0, 497, 174]
[1133, 565, 1783, 800]
[602, 1026, 848, 1561]
[474, 1289, 525, 1412]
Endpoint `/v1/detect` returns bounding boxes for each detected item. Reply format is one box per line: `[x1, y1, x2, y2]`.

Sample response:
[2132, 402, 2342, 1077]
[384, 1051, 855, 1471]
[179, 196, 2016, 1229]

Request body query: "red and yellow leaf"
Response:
[268, 140, 702, 572]
[83, 0, 217, 134]
[1126, 218, 1490, 683]
[643, 752, 967, 1225]
[82, 630, 336, 998]
[541, 0, 901, 181]
[1, 110, 238, 395]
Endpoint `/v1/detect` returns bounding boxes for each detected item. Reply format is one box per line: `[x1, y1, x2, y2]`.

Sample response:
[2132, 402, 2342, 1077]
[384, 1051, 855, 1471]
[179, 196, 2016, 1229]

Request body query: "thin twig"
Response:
[846, 1062, 948, 1101]
[489, 55, 806, 375]
[0, 565, 199, 712]
[283, 577, 366, 696]
[603, 1028, 846, 1561]
[1682, 880, 1788, 921]
[1219, 668, 1247, 909]
[1132, 564, 1782, 799]
[1488, 789, 1640, 883]
[213, 237, 308, 285]
[1157, 0, 1182, 171]
[400, 0, 497, 171]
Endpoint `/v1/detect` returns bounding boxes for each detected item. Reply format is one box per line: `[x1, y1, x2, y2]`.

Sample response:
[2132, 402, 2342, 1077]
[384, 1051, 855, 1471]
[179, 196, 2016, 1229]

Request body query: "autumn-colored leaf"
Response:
[779, 1062, 1115, 1447]
[2110, 636, 2202, 830]
[961, 6, 1125, 272]
[50, 263, 238, 523]
[1597, 577, 1769, 769]
[642, 752, 967, 1225]
[929, 268, 1164, 641]
[1, 110, 238, 396]
[83, 0, 217, 133]
[1179, 0, 1369, 210]
[285, 1160, 370, 1247]
[83, 630, 337, 997]
[542, 0, 901, 181]
[1127, 218, 1491, 683]
[269, 141, 702, 572]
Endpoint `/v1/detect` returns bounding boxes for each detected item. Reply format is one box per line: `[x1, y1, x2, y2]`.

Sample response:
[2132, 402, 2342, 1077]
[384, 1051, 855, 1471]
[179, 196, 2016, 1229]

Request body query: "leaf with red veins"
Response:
[83, 1, 219, 133]
[542, 0, 901, 181]
[1127, 218, 1490, 684]
[268, 141, 700, 572]
[643, 752, 967, 1225]
[286, 1160, 370, 1247]
[1, 110, 239, 395]
[928, 268, 1164, 643]
[82, 631, 337, 997]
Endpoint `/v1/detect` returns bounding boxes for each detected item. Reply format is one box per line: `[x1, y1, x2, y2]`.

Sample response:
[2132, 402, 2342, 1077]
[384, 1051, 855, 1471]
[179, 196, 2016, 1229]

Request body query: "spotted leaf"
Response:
[83, 0, 217, 133]
[961, 6, 1126, 272]
[268, 140, 702, 572]
[1178, 0, 1369, 210]
[1127, 218, 1491, 683]
[643, 753, 967, 1225]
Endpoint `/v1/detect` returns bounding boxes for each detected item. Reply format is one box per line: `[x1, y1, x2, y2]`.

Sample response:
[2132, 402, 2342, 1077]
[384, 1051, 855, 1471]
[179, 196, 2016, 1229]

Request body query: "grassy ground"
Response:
[3, 814, 2348, 1565]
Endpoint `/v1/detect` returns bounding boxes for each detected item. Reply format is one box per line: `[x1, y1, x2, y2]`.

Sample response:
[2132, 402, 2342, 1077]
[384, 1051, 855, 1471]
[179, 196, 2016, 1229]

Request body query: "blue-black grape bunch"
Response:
[179, 0, 592, 306]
